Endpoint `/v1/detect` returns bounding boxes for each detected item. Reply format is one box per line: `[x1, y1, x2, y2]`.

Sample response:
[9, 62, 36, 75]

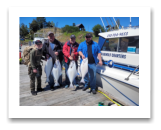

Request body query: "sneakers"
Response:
[31, 91, 37, 96]
[50, 86, 55, 91]
[37, 88, 44, 92]
[74, 85, 79, 91]
[75, 84, 79, 89]
[92, 89, 96, 94]
[54, 86, 58, 90]
[82, 87, 89, 91]
[88, 89, 96, 94]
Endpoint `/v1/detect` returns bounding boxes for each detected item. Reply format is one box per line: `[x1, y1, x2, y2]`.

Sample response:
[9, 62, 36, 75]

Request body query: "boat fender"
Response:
[107, 60, 114, 68]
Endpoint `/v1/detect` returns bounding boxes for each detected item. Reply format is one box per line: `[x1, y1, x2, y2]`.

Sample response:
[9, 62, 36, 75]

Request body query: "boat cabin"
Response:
[98, 28, 139, 68]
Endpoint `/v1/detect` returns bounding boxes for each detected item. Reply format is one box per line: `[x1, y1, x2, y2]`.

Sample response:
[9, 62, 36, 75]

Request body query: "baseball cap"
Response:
[35, 40, 42, 45]
[70, 34, 76, 39]
[48, 31, 54, 36]
[85, 33, 92, 38]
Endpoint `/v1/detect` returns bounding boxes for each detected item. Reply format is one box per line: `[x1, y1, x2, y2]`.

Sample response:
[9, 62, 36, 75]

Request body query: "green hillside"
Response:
[56, 31, 99, 44]
[38, 27, 99, 44]
[21, 27, 99, 44]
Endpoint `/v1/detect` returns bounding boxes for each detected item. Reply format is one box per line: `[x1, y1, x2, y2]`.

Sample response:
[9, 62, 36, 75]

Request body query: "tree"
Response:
[51, 21, 55, 28]
[29, 19, 39, 32]
[73, 23, 75, 26]
[44, 22, 48, 28]
[47, 21, 51, 27]
[36, 17, 46, 29]
[92, 24, 105, 37]
[62, 25, 80, 33]
[20, 23, 29, 37]
[29, 29, 34, 40]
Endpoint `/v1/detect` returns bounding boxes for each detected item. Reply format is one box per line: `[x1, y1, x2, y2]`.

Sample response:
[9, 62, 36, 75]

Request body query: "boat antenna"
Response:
[100, 17, 107, 32]
[109, 17, 115, 29]
[130, 17, 132, 28]
[113, 17, 119, 29]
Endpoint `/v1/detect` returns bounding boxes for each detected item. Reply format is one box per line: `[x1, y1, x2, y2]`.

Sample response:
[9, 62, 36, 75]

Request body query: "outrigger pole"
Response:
[100, 17, 107, 32]
[113, 17, 119, 29]
[109, 17, 115, 28]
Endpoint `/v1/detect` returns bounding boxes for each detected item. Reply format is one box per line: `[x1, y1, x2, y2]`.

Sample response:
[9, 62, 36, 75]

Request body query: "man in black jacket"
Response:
[42, 31, 63, 91]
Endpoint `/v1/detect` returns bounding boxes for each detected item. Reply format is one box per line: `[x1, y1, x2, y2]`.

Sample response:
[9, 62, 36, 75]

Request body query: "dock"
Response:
[20, 45, 111, 106]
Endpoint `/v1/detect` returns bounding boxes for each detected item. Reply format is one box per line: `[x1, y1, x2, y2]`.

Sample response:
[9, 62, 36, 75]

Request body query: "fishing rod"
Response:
[113, 17, 119, 29]
[105, 17, 111, 30]
[105, 17, 110, 26]
[109, 17, 115, 30]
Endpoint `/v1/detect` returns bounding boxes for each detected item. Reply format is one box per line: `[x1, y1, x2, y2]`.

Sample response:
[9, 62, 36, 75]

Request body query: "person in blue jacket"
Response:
[77, 33, 103, 94]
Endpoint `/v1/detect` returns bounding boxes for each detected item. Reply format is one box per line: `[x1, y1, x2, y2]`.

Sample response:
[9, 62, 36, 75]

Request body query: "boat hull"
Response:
[96, 72, 139, 106]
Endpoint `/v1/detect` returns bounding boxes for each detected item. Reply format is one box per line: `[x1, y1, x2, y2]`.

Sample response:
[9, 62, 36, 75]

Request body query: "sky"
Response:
[20, 17, 139, 32]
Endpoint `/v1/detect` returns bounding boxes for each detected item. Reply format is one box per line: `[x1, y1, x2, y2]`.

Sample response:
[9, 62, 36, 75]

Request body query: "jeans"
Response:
[65, 61, 78, 86]
[84, 63, 96, 90]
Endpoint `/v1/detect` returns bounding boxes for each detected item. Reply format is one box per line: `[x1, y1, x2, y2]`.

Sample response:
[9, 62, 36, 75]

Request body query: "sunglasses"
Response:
[36, 43, 42, 45]
[86, 36, 91, 38]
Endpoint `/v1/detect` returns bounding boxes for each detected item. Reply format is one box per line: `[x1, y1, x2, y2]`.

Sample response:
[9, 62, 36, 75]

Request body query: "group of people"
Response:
[28, 31, 103, 96]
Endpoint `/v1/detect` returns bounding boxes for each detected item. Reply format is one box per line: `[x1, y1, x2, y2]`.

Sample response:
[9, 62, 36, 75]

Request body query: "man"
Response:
[28, 40, 44, 96]
[63, 35, 79, 89]
[77, 33, 103, 94]
[42, 31, 63, 91]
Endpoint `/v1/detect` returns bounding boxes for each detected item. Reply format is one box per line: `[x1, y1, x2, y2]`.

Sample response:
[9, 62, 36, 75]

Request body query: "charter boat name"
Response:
[101, 52, 126, 59]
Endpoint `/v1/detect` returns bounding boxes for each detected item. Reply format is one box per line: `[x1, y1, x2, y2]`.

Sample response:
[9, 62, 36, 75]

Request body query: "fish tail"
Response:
[69, 83, 74, 88]
[80, 78, 85, 84]
[54, 82, 60, 87]
[45, 78, 50, 83]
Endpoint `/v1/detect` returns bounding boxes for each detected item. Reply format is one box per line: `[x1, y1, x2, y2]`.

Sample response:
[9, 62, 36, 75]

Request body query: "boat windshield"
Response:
[119, 36, 139, 54]
[101, 36, 139, 54]
[101, 38, 118, 52]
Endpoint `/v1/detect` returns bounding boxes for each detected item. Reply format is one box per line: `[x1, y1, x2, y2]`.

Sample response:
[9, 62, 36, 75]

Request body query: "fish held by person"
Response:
[80, 58, 88, 84]
[44, 57, 53, 83]
[67, 61, 78, 88]
[52, 59, 62, 87]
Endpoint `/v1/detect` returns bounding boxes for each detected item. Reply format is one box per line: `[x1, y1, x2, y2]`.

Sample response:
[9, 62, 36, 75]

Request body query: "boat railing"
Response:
[125, 65, 139, 81]
[133, 71, 139, 76]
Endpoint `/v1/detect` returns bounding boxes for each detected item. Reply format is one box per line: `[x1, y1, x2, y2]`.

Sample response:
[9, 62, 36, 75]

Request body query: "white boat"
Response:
[33, 32, 48, 44]
[96, 26, 139, 106]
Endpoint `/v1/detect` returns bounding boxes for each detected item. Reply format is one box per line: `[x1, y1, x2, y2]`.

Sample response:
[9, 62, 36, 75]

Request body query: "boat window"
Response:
[119, 36, 139, 54]
[101, 38, 118, 52]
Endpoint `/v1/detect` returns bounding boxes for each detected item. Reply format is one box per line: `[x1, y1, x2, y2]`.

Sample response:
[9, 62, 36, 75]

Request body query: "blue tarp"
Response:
[98, 36, 106, 50]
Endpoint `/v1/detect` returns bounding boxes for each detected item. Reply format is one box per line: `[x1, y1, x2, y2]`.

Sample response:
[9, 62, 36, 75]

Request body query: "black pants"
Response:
[28, 65, 42, 91]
